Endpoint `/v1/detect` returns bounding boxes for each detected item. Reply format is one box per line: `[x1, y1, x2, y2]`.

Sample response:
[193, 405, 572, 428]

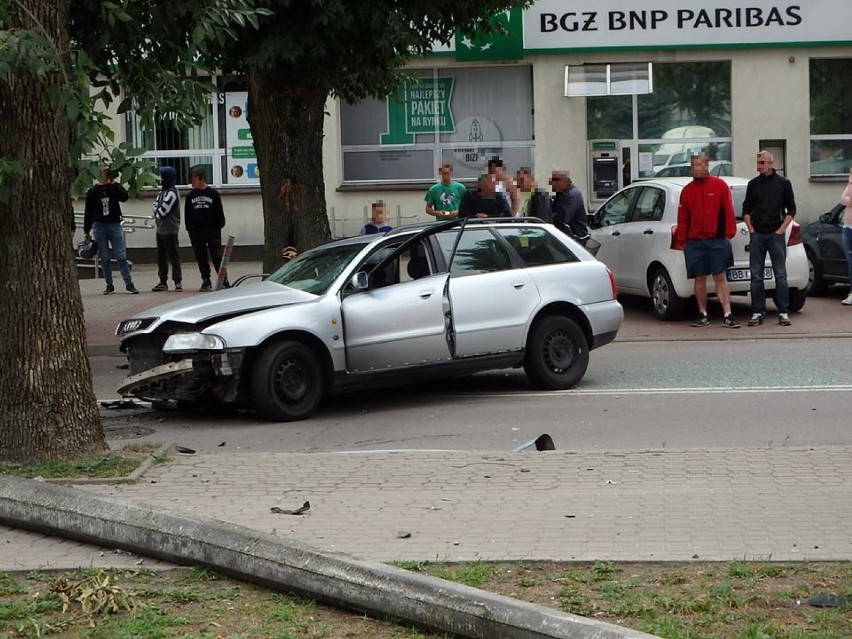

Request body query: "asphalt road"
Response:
[93, 335, 852, 454]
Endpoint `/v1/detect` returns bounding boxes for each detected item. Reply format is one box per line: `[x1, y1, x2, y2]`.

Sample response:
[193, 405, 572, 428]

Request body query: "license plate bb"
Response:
[726, 267, 772, 282]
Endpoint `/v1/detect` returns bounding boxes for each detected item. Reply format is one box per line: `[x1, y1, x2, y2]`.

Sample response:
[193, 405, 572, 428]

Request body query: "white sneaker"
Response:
[842, 294, 852, 306]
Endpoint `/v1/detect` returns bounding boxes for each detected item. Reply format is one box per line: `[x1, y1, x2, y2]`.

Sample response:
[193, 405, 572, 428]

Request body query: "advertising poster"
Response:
[225, 92, 259, 184]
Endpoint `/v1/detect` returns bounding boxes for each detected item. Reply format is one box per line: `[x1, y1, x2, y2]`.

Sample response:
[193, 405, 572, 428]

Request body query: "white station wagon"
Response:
[116, 219, 623, 421]
[589, 177, 809, 320]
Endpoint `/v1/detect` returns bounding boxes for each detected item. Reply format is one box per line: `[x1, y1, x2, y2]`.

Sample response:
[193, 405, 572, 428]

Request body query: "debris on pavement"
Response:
[270, 501, 310, 515]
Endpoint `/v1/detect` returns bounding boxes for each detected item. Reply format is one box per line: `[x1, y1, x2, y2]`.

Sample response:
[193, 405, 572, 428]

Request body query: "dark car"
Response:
[803, 203, 847, 294]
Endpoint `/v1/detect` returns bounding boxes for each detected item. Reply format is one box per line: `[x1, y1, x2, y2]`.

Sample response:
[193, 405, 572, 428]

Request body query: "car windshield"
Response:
[266, 242, 367, 294]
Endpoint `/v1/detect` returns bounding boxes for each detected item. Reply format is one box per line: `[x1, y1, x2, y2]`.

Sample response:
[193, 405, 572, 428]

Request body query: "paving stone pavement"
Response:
[3, 447, 852, 570]
[2, 262, 851, 572]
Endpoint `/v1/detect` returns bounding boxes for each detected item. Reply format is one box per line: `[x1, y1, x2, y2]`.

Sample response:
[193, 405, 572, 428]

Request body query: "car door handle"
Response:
[513, 282, 525, 289]
[643, 229, 654, 235]
[419, 290, 433, 299]
[611, 230, 621, 236]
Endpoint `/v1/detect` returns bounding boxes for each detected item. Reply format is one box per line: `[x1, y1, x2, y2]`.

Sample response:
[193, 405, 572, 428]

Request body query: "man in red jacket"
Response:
[674, 153, 740, 328]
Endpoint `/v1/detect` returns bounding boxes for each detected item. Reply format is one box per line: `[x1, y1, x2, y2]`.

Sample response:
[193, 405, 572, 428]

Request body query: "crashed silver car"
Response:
[116, 219, 623, 421]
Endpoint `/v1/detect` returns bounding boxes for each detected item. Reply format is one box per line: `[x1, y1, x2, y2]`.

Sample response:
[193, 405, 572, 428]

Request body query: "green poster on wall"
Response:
[380, 77, 455, 145]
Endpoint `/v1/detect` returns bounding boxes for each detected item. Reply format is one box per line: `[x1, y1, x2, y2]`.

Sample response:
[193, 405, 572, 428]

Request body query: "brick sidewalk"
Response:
[3, 447, 852, 570]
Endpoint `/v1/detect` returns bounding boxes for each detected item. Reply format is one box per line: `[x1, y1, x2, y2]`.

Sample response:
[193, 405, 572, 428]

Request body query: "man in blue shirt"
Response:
[550, 170, 589, 245]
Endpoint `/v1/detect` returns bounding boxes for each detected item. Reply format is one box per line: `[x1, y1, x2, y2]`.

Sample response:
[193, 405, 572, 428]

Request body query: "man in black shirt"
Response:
[458, 174, 511, 219]
[185, 168, 226, 291]
[742, 150, 796, 327]
[550, 170, 589, 244]
[83, 167, 138, 295]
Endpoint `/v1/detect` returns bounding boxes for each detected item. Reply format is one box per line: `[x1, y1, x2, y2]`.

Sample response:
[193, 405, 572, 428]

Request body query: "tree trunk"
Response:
[247, 67, 332, 273]
[0, 0, 106, 462]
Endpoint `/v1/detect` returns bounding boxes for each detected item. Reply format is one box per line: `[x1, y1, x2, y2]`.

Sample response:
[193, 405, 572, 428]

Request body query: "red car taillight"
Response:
[670, 225, 685, 250]
[787, 221, 802, 246]
[607, 267, 618, 298]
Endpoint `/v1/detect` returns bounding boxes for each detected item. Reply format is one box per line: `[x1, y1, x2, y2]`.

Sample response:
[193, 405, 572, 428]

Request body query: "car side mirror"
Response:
[350, 272, 369, 290]
[819, 212, 832, 224]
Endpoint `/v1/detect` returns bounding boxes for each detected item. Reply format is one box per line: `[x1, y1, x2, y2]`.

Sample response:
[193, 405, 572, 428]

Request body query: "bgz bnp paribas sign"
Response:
[524, 0, 849, 50]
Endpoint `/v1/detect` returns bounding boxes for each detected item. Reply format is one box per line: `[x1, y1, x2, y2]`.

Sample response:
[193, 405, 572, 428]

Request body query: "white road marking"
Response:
[462, 385, 852, 398]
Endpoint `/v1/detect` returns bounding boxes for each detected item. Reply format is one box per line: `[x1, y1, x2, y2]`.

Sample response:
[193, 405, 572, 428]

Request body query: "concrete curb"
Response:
[0, 476, 659, 639]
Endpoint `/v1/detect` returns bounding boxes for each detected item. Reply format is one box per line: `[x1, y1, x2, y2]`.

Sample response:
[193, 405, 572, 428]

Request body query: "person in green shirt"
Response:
[424, 163, 467, 220]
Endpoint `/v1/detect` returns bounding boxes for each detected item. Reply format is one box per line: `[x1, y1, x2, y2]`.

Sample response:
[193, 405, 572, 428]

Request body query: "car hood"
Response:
[126, 281, 318, 326]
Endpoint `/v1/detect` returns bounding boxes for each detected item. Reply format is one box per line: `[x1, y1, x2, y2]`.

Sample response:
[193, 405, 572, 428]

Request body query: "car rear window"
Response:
[731, 185, 746, 220]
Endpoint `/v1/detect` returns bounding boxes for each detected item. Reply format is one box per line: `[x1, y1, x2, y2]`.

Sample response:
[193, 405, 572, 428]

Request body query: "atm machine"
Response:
[588, 140, 623, 207]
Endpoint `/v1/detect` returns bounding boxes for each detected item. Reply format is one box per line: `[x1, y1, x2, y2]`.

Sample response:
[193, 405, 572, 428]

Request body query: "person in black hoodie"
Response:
[151, 166, 182, 291]
[185, 168, 226, 291]
[83, 166, 138, 295]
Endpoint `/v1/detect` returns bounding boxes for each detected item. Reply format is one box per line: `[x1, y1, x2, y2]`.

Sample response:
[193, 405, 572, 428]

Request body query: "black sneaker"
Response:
[126, 283, 139, 294]
[175, 283, 183, 292]
[103, 284, 115, 295]
[778, 313, 792, 326]
[199, 281, 212, 292]
[747, 313, 764, 327]
[151, 283, 168, 292]
[691, 313, 710, 327]
[722, 314, 740, 329]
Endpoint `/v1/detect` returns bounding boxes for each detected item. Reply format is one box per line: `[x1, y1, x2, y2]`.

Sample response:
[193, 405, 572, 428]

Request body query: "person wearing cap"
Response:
[152, 166, 182, 291]
[82, 166, 138, 295]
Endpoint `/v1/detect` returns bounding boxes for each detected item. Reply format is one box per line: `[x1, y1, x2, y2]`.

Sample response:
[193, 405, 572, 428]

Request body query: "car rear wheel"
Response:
[806, 250, 828, 295]
[649, 267, 686, 321]
[523, 316, 589, 390]
[251, 341, 324, 421]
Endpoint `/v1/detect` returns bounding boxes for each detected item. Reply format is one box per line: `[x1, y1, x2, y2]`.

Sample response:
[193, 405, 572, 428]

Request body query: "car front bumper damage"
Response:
[118, 350, 244, 403]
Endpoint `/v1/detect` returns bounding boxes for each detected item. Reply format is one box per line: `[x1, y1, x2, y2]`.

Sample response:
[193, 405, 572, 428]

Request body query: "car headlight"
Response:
[163, 332, 226, 353]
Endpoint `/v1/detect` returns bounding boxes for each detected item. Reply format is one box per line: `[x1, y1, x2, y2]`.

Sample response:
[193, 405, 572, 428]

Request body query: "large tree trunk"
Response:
[247, 66, 332, 273]
[0, 0, 106, 462]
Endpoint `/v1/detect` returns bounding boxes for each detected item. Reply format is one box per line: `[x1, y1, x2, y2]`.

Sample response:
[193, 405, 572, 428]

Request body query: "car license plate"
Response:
[726, 267, 772, 282]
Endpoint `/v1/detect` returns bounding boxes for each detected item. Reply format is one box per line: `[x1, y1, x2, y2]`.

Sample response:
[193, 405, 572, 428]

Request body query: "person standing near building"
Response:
[458, 173, 511, 219]
[487, 157, 520, 216]
[360, 200, 394, 235]
[840, 168, 852, 306]
[185, 168, 226, 292]
[742, 150, 796, 326]
[673, 153, 740, 328]
[549, 170, 589, 244]
[83, 166, 138, 295]
[515, 167, 552, 222]
[152, 166, 182, 292]
[424, 163, 466, 220]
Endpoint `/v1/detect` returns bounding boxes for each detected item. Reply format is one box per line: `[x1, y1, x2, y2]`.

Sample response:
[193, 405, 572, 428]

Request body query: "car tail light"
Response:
[670, 225, 685, 250]
[606, 267, 618, 298]
[787, 221, 802, 246]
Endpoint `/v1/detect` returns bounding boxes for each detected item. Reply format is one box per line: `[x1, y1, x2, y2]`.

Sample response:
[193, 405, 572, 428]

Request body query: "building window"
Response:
[586, 61, 732, 179]
[340, 66, 534, 184]
[810, 58, 852, 177]
[125, 76, 257, 188]
[565, 63, 652, 97]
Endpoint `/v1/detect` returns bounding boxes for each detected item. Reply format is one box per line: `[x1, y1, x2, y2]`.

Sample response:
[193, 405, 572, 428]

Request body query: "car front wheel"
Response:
[649, 267, 686, 321]
[251, 341, 324, 421]
[523, 316, 589, 390]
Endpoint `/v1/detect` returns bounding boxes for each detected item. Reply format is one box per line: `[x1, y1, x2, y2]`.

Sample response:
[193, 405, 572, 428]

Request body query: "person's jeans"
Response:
[156, 233, 182, 285]
[92, 222, 132, 286]
[749, 231, 788, 313]
[843, 226, 852, 294]
[189, 231, 223, 282]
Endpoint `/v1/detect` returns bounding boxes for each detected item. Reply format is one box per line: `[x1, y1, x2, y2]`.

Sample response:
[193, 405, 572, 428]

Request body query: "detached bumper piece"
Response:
[118, 360, 194, 396]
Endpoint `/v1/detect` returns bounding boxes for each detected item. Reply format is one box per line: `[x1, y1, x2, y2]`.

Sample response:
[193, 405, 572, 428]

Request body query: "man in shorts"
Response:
[673, 153, 740, 328]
